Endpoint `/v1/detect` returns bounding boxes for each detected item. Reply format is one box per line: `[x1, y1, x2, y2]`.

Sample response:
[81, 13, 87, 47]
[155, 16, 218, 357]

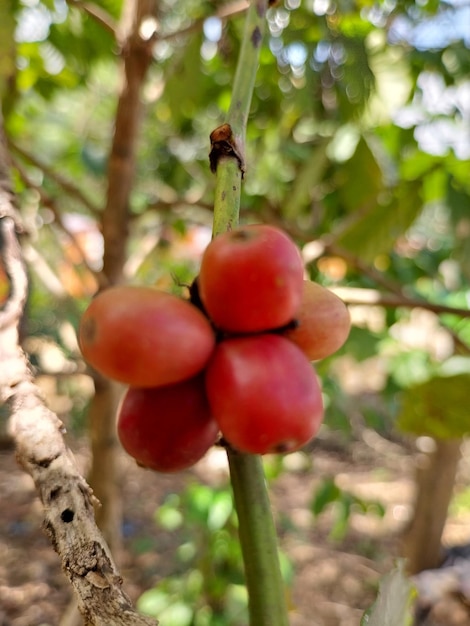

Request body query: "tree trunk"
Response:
[86, 0, 156, 556]
[402, 438, 462, 574]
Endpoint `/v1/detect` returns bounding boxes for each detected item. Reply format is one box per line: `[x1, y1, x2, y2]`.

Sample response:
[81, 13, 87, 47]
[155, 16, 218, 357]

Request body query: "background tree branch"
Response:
[87, 0, 158, 560]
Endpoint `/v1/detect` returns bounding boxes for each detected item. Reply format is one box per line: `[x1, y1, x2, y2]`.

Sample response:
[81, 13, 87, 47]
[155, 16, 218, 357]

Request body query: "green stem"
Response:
[212, 158, 242, 237]
[228, 450, 289, 626]
[210, 2, 290, 625]
[212, 0, 267, 238]
[227, 0, 265, 138]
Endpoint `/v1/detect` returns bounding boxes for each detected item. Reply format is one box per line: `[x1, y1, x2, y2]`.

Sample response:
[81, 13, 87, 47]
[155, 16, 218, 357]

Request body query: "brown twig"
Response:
[158, 0, 249, 42]
[100, 0, 156, 286]
[8, 140, 101, 218]
[325, 242, 406, 297]
[332, 287, 470, 319]
[66, 0, 118, 36]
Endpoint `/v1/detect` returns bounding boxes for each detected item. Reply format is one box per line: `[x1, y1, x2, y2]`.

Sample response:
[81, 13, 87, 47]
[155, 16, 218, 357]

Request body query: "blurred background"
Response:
[0, 0, 469, 624]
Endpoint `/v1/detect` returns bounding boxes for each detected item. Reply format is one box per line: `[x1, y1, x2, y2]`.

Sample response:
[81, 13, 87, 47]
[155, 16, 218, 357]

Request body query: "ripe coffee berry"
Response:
[198, 224, 304, 333]
[205, 334, 324, 455]
[283, 280, 351, 361]
[79, 286, 215, 387]
[117, 375, 219, 473]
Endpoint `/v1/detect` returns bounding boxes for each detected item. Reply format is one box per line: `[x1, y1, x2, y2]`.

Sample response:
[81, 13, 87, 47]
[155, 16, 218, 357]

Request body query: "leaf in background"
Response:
[337, 36, 375, 116]
[164, 33, 209, 127]
[447, 173, 470, 281]
[361, 560, 415, 626]
[329, 495, 353, 541]
[397, 374, 470, 438]
[310, 478, 341, 517]
[207, 490, 233, 531]
[337, 136, 383, 214]
[344, 326, 382, 362]
[282, 139, 329, 219]
[336, 180, 423, 263]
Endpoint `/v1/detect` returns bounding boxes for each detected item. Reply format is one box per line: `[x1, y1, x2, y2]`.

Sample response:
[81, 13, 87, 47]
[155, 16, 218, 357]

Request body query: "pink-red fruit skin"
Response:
[205, 334, 324, 455]
[79, 286, 215, 387]
[198, 224, 304, 333]
[117, 376, 219, 473]
[283, 280, 351, 361]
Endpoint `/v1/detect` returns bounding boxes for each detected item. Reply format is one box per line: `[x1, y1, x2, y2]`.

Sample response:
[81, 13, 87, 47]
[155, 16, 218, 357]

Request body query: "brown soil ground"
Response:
[1, 430, 470, 626]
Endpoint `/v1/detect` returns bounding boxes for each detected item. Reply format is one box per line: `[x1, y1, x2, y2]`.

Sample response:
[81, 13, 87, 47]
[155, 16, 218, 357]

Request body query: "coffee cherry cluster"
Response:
[78, 224, 351, 473]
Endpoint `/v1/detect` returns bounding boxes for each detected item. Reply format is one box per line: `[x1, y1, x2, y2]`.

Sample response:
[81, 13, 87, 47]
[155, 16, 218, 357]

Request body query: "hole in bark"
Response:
[61, 508, 75, 523]
[49, 487, 61, 501]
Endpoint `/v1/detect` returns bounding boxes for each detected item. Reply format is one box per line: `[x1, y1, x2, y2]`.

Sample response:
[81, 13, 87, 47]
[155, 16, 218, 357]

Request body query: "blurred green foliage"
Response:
[311, 477, 386, 541]
[137, 482, 293, 625]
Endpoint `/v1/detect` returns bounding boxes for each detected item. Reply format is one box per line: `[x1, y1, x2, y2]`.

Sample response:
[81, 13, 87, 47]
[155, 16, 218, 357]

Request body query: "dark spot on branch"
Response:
[49, 486, 62, 501]
[61, 508, 75, 523]
[221, 191, 226, 201]
[37, 453, 60, 468]
[251, 26, 262, 48]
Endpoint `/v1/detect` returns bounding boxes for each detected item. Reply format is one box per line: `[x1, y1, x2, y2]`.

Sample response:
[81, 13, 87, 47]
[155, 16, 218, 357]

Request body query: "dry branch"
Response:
[0, 123, 155, 625]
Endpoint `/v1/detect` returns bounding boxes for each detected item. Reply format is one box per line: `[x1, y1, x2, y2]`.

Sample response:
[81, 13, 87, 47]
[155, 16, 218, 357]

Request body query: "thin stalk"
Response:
[210, 2, 290, 624]
[212, 0, 267, 238]
[227, 450, 289, 626]
[227, 0, 264, 137]
[212, 159, 243, 237]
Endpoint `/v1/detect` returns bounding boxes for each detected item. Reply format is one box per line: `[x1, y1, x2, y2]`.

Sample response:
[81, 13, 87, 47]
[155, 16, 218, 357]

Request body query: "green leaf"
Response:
[337, 136, 384, 214]
[361, 560, 415, 626]
[165, 33, 207, 125]
[330, 496, 353, 541]
[336, 181, 424, 263]
[389, 349, 434, 389]
[138, 588, 171, 617]
[344, 326, 382, 361]
[159, 602, 193, 626]
[311, 478, 341, 516]
[156, 504, 183, 531]
[207, 490, 233, 531]
[397, 373, 470, 438]
[282, 139, 330, 218]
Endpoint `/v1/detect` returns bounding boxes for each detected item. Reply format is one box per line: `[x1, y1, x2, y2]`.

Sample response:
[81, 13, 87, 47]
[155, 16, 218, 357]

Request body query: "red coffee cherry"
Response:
[205, 334, 324, 455]
[198, 224, 304, 333]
